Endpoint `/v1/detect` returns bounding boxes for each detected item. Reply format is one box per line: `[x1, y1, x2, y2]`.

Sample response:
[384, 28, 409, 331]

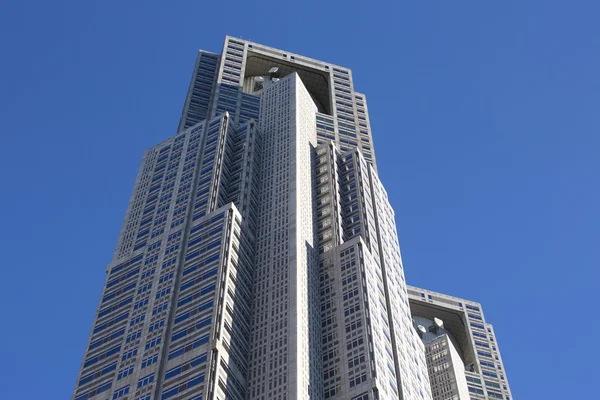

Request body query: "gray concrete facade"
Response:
[408, 287, 513, 400]
[72, 36, 511, 400]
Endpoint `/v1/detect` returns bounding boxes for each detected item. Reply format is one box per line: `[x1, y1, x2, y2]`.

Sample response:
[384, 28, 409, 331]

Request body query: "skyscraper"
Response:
[413, 317, 470, 400]
[407, 287, 513, 400]
[72, 36, 509, 400]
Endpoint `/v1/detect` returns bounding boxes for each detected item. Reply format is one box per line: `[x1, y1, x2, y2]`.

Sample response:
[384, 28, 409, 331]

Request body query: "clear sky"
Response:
[1, 1, 598, 398]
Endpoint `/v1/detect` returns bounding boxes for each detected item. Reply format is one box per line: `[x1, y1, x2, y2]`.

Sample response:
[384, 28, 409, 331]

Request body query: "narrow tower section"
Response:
[369, 170, 433, 400]
[315, 143, 432, 400]
[249, 73, 322, 400]
[178, 51, 220, 132]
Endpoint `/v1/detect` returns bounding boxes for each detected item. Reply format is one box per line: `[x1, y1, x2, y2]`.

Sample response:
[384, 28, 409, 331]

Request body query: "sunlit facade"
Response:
[72, 36, 509, 400]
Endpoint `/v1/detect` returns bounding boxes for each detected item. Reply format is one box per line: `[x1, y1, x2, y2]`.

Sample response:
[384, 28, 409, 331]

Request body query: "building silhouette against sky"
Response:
[73, 36, 511, 400]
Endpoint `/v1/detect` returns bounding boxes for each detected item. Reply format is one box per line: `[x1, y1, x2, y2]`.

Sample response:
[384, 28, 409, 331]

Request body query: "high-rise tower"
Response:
[407, 287, 513, 400]
[177, 37, 377, 168]
[72, 36, 509, 400]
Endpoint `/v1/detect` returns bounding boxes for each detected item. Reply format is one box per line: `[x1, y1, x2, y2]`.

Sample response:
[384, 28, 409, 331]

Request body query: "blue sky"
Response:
[1, 1, 598, 398]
